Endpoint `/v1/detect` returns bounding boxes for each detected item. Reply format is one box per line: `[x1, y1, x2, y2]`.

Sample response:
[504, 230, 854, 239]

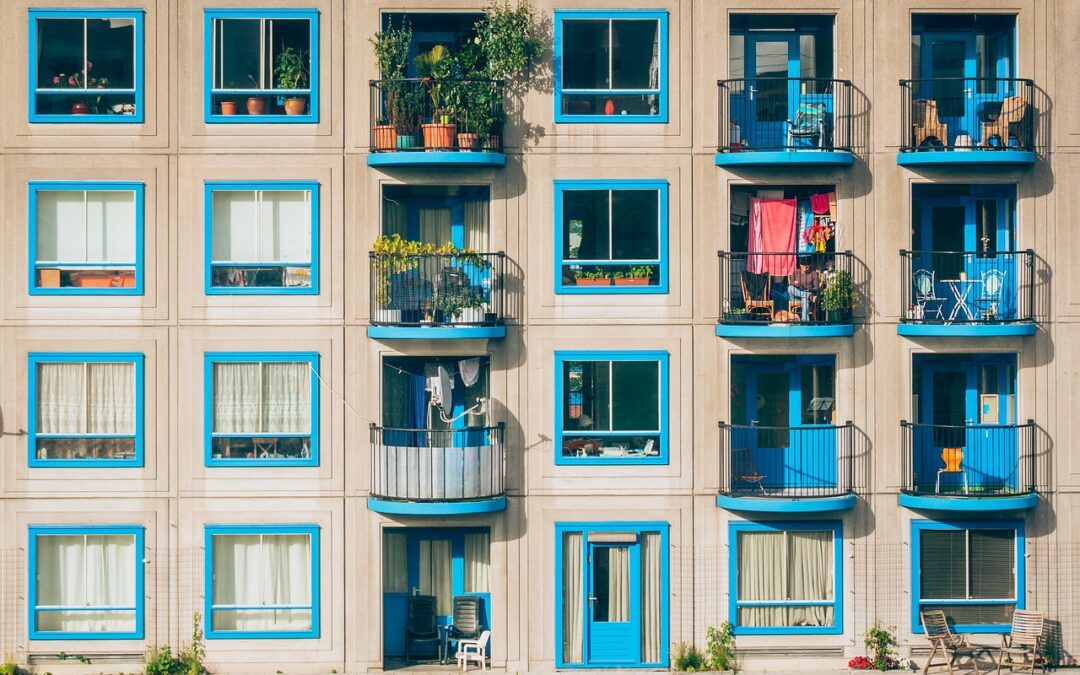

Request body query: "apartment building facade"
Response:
[0, 0, 1076, 673]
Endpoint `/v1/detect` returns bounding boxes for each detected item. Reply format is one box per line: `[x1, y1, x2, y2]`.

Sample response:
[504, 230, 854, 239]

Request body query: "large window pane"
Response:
[211, 360, 312, 461]
[969, 530, 1014, 599]
[920, 529, 967, 600]
[563, 190, 610, 260]
[210, 188, 313, 290]
[211, 532, 313, 633]
[35, 361, 137, 462]
[560, 186, 663, 288]
[217, 19, 261, 89]
[86, 18, 136, 89]
[34, 188, 138, 289]
[736, 529, 835, 628]
[35, 532, 137, 634]
[562, 20, 608, 90]
[561, 357, 664, 459]
[610, 20, 657, 89]
[611, 361, 659, 431]
[610, 190, 659, 260]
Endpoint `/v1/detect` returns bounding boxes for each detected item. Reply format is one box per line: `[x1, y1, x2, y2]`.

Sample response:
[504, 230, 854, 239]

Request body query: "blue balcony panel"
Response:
[714, 151, 854, 167]
[897, 322, 1036, 337]
[716, 493, 856, 513]
[368, 325, 507, 340]
[717, 323, 854, 338]
[898, 492, 1037, 512]
[896, 150, 1035, 167]
[367, 495, 507, 515]
[368, 151, 507, 168]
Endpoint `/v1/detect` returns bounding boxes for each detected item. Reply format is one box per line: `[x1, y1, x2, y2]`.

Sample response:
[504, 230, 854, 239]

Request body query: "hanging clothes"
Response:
[810, 192, 831, 215]
[747, 198, 797, 276]
[797, 201, 815, 254]
[458, 358, 482, 387]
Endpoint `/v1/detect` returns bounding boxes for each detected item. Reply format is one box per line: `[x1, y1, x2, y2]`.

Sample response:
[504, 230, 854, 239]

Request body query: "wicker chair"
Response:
[912, 99, 949, 148]
[740, 270, 774, 320]
[981, 95, 1027, 149]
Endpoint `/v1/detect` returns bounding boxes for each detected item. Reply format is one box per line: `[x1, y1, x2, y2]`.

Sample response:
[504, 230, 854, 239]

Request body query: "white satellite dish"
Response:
[433, 366, 453, 412]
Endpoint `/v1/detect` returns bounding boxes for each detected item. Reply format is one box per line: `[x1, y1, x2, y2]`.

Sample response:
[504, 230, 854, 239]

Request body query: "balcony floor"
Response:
[715, 150, 855, 167]
[716, 493, 857, 513]
[897, 322, 1036, 337]
[367, 495, 507, 515]
[896, 149, 1036, 166]
[368, 151, 507, 167]
[717, 323, 854, 338]
[898, 491, 1038, 512]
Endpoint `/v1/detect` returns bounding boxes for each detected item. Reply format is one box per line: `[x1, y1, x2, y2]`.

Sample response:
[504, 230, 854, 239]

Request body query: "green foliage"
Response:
[57, 652, 91, 664]
[370, 18, 412, 79]
[573, 268, 611, 281]
[145, 646, 184, 675]
[0, 663, 22, 675]
[630, 265, 653, 279]
[372, 234, 489, 308]
[864, 620, 898, 671]
[672, 641, 706, 671]
[820, 270, 855, 311]
[415, 45, 455, 121]
[474, 0, 545, 81]
[705, 622, 738, 672]
[145, 613, 207, 675]
[274, 46, 310, 90]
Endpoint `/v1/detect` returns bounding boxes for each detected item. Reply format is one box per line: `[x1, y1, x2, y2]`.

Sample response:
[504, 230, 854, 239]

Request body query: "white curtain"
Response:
[36, 190, 136, 264]
[607, 546, 630, 622]
[419, 208, 452, 245]
[787, 531, 834, 626]
[213, 362, 310, 434]
[738, 530, 833, 627]
[383, 199, 408, 238]
[464, 201, 489, 251]
[212, 533, 312, 631]
[383, 532, 408, 593]
[464, 532, 490, 593]
[420, 540, 452, 616]
[211, 190, 310, 263]
[641, 532, 662, 663]
[737, 531, 786, 627]
[37, 362, 135, 435]
[36, 534, 136, 633]
[562, 533, 584, 664]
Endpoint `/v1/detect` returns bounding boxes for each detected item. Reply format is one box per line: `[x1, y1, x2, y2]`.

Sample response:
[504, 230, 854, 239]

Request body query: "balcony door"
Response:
[586, 540, 641, 664]
[742, 35, 798, 146]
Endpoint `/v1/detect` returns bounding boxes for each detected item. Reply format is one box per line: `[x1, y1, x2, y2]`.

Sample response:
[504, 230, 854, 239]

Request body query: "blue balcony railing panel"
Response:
[370, 424, 505, 503]
[718, 422, 855, 498]
[370, 252, 506, 328]
[718, 251, 855, 327]
[900, 250, 1034, 325]
[901, 421, 1037, 497]
[717, 78, 853, 154]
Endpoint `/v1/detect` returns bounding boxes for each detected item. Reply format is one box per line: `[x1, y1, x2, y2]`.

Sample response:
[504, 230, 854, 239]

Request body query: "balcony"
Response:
[367, 79, 506, 167]
[717, 251, 855, 338]
[897, 79, 1039, 166]
[898, 250, 1035, 336]
[368, 424, 506, 515]
[368, 251, 507, 339]
[717, 422, 857, 513]
[900, 421, 1039, 512]
[715, 78, 854, 167]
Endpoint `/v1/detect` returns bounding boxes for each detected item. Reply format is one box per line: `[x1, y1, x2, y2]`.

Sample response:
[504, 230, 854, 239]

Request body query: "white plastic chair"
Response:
[456, 629, 490, 672]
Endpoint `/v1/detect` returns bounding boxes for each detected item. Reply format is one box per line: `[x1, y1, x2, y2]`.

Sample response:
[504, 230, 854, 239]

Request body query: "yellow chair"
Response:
[935, 447, 969, 494]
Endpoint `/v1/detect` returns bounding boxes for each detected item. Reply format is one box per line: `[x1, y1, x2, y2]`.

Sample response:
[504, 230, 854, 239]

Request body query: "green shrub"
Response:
[705, 622, 738, 672]
[672, 641, 705, 671]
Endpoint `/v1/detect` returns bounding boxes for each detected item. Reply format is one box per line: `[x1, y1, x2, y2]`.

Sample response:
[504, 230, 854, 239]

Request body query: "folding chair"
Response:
[996, 610, 1045, 675]
[920, 610, 977, 674]
[740, 270, 774, 320]
[787, 102, 827, 149]
[914, 269, 945, 321]
[733, 447, 767, 493]
[912, 99, 949, 148]
[981, 95, 1028, 149]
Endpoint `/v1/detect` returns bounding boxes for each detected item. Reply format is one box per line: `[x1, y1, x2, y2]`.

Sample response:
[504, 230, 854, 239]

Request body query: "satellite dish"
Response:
[434, 366, 453, 412]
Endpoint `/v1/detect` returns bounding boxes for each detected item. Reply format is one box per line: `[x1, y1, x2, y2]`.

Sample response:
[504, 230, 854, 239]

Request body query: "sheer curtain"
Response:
[383, 532, 408, 593]
[213, 363, 261, 433]
[464, 532, 490, 593]
[641, 532, 662, 663]
[212, 190, 309, 263]
[36, 190, 136, 264]
[464, 201, 490, 251]
[419, 208, 452, 245]
[787, 531, 833, 626]
[38, 362, 135, 435]
[262, 363, 310, 433]
[562, 533, 584, 664]
[383, 199, 408, 238]
[36, 534, 136, 633]
[420, 539, 452, 615]
[213, 362, 310, 434]
[607, 547, 630, 622]
[212, 533, 312, 631]
[737, 531, 786, 627]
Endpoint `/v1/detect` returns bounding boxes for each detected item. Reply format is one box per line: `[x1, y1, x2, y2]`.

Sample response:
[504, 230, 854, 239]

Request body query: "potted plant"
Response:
[472, 0, 543, 148]
[274, 46, 310, 115]
[370, 19, 413, 149]
[415, 45, 457, 150]
[219, 100, 238, 115]
[574, 269, 611, 286]
[723, 308, 750, 322]
[52, 62, 107, 114]
[819, 269, 855, 323]
[373, 115, 396, 149]
[614, 265, 652, 286]
[392, 84, 423, 149]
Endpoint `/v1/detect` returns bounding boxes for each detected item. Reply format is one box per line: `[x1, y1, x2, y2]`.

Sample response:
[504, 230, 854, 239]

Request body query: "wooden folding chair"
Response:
[981, 95, 1027, 149]
[920, 610, 978, 674]
[997, 610, 1045, 675]
[740, 270, 774, 320]
[913, 99, 949, 148]
[734, 447, 767, 493]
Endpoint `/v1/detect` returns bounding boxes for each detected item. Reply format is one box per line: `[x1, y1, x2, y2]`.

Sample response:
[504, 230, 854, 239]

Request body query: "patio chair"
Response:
[787, 102, 827, 149]
[914, 269, 945, 321]
[740, 270, 774, 320]
[977, 269, 1007, 320]
[448, 596, 483, 658]
[405, 594, 441, 663]
[733, 446, 767, 493]
[935, 447, 969, 495]
[456, 630, 491, 672]
[920, 609, 978, 674]
[912, 99, 949, 149]
[996, 609, 1045, 675]
[981, 95, 1028, 149]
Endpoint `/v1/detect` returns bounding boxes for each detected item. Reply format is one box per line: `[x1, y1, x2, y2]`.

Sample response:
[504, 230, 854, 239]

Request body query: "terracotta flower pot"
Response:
[245, 96, 268, 115]
[219, 100, 238, 115]
[374, 125, 397, 150]
[613, 277, 650, 286]
[71, 102, 89, 115]
[457, 132, 481, 151]
[575, 277, 612, 286]
[283, 97, 307, 115]
[421, 123, 457, 150]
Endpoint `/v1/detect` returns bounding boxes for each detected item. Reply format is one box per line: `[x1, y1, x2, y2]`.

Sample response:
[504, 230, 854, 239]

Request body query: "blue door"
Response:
[587, 541, 641, 665]
[742, 34, 798, 147]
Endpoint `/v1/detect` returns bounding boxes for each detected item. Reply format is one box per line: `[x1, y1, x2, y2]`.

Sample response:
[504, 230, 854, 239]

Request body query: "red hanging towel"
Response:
[810, 192, 831, 215]
[747, 197, 797, 276]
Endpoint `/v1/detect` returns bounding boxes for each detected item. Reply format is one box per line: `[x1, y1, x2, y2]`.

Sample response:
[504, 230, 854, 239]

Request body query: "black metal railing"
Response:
[370, 424, 505, 503]
[899, 250, 1034, 324]
[370, 252, 506, 327]
[369, 78, 505, 153]
[718, 251, 855, 325]
[901, 420, 1038, 496]
[899, 78, 1038, 153]
[717, 78, 853, 153]
[718, 422, 855, 498]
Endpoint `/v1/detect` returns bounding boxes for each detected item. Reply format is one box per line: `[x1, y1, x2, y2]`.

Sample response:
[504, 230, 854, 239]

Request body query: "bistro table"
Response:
[941, 278, 983, 322]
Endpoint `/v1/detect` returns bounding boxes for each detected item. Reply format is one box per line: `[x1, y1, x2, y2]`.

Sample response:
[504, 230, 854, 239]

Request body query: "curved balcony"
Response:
[716, 422, 857, 513]
[717, 251, 856, 338]
[368, 424, 506, 515]
[898, 250, 1035, 337]
[368, 252, 507, 339]
[897, 78, 1039, 166]
[715, 78, 854, 167]
[899, 421, 1039, 512]
[367, 79, 506, 167]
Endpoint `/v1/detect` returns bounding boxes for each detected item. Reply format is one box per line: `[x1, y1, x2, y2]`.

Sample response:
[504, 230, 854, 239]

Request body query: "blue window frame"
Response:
[27, 352, 145, 468]
[553, 10, 668, 123]
[28, 9, 145, 124]
[204, 181, 319, 295]
[28, 525, 145, 640]
[911, 519, 1023, 634]
[555, 180, 668, 294]
[203, 9, 319, 124]
[28, 181, 144, 296]
[728, 520, 843, 635]
[554, 350, 669, 465]
[204, 352, 320, 467]
[554, 521, 669, 668]
[204, 524, 320, 639]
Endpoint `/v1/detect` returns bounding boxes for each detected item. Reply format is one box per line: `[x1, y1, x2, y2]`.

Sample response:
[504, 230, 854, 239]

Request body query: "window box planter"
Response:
[70, 271, 136, 288]
[614, 276, 650, 286]
[396, 134, 418, 149]
[575, 277, 611, 286]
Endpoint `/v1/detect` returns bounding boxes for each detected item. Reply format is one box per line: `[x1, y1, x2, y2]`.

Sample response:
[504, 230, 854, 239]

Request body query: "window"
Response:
[29, 9, 144, 123]
[29, 182, 144, 295]
[204, 9, 319, 123]
[205, 525, 319, 639]
[729, 521, 842, 635]
[555, 351, 668, 465]
[555, 522, 668, 668]
[28, 525, 144, 640]
[204, 181, 319, 295]
[554, 10, 668, 123]
[913, 520, 1022, 633]
[28, 353, 144, 467]
[205, 353, 319, 467]
[555, 181, 668, 294]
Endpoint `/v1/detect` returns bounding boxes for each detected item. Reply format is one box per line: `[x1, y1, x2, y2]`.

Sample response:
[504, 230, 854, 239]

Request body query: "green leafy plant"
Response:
[863, 620, 899, 671]
[372, 234, 489, 308]
[414, 45, 455, 123]
[820, 270, 855, 312]
[474, 0, 545, 82]
[0, 662, 23, 675]
[274, 46, 310, 90]
[573, 268, 611, 281]
[630, 265, 653, 280]
[57, 652, 91, 665]
[144, 613, 206, 675]
[370, 18, 412, 79]
[671, 641, 705, 672]
[705, 622, 738, 672]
